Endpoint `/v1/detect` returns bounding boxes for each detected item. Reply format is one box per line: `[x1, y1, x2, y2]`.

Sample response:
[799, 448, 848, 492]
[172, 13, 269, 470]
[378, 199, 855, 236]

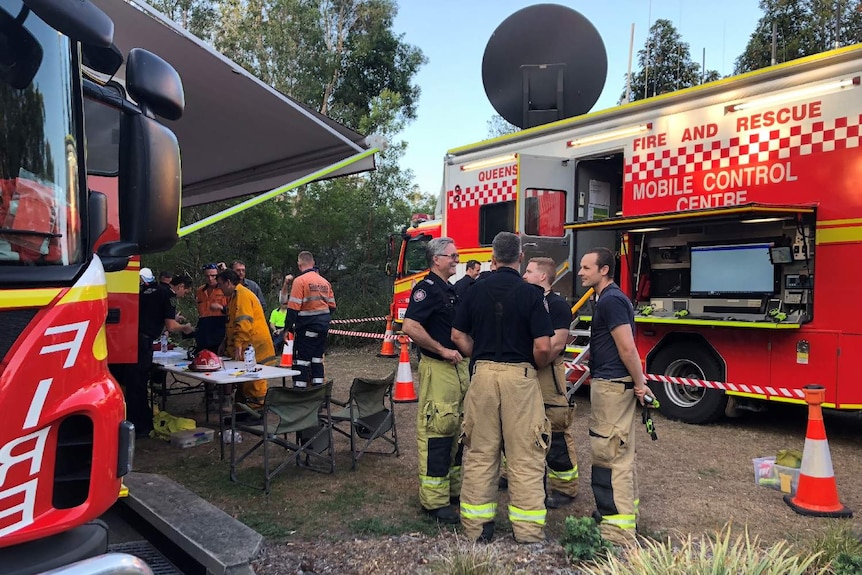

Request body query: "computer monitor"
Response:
[690, 242, 777, 297]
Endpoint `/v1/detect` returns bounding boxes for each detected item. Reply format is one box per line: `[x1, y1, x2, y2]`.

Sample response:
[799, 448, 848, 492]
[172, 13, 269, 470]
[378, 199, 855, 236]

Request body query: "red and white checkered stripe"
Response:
[563, 362, 805, 399]
[447, 178, 517, 209]
[625, 114, 862, 182]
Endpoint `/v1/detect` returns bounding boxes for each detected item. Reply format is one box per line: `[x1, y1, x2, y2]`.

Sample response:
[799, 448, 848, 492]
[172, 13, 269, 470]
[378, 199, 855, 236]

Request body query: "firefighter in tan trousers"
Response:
[523, 257, 578, 508]
[402, 237, 469, 525]
[452, 232, 554, 544]
[577, 247, 653, 546]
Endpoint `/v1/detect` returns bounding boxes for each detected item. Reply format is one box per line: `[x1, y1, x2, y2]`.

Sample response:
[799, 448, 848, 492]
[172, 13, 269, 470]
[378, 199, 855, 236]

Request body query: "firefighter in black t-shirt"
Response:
[403, 237, 468, 525]
[129, 274, 194, 437]
[523, 257, 578, 508]
[577, 247, 653, 547]
[452, 232, 554, 544]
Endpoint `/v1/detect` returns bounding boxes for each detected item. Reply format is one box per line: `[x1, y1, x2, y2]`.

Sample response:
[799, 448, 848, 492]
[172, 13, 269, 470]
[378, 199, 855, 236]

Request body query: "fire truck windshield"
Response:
[404, 235, 431, 276]
[0, 0, 83, 266]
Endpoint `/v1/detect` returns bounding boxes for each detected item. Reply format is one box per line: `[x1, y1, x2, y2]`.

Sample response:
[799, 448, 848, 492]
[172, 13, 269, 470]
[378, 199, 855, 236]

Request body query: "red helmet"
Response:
[191, 349, 223, 372]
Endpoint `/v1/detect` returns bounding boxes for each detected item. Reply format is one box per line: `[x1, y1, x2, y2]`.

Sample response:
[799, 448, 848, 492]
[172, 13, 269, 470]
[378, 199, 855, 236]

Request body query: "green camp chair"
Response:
[230, 381, 334, 493]
[328, 371, 399, 470]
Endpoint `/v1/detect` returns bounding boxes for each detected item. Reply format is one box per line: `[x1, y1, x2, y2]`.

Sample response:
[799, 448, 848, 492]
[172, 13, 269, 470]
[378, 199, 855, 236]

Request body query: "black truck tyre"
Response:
[649, 342, 727, 424]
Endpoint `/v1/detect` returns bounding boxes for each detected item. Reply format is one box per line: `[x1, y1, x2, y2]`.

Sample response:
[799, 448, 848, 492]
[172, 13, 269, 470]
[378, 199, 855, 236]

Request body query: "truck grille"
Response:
[0, 309, 38, 362]
[53, 415, 94, 509]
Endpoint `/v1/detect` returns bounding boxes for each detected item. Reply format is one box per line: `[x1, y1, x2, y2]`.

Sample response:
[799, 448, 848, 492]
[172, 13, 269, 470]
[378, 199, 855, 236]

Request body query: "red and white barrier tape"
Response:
[329, 316, 388, 325]
[563, 362, 805, 399]
[329, 328, 406, 341]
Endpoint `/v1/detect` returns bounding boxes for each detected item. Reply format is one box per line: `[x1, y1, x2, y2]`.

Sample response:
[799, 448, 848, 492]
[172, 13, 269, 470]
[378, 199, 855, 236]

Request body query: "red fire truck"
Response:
[394, 44, 862, 424]
[0, 0, 182, 571]
[0, 1, 374, 572]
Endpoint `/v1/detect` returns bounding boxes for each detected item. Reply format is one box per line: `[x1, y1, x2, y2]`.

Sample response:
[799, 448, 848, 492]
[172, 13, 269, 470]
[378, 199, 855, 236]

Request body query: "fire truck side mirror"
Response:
[24, 0, 114, 48]
[117, 49, 184, 255]
[118, 112, 181, 254]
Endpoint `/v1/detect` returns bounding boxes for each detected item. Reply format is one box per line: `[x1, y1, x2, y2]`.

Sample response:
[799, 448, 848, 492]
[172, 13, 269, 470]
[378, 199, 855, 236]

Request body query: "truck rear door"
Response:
[518, 154, 575, 298]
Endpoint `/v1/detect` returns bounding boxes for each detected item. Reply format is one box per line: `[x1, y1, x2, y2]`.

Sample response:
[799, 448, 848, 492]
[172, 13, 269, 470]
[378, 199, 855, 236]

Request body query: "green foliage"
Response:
[144, 0, 429, 332]
[804, 524, 862, 573]
[559, 516, 610, 562]
[734, 0, 862, 74]
[486, 115, 519, 138]
[147, 0, 217, 40]
[621, 19, 719, 104]
[832, 553, 862, 575]
[580, 524, 826, 575]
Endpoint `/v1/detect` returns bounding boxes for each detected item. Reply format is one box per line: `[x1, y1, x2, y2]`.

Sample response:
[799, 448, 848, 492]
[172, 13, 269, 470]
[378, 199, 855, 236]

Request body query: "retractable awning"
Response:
[91, 0, 376, 208]
[564, 203, 816, 232]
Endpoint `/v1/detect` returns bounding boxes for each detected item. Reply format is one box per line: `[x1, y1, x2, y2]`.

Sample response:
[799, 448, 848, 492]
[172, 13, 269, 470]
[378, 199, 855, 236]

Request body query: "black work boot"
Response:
[545, 490, 575, 509]
[477, 521, 495, 543]
[424, 506, 460, 524]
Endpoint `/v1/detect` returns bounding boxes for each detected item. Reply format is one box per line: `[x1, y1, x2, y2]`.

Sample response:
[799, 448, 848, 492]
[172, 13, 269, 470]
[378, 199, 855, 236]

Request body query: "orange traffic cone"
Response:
[393, 335, 417, 403]
[784, 384, 852, 517]
[377, 315, 398, 358]
[280, 331, 294, 368]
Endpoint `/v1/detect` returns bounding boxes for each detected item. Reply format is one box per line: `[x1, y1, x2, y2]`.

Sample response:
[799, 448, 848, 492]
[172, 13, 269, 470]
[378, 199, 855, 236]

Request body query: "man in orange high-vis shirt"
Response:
[285, 251, 336, 388]
[195, 263, 228, 353]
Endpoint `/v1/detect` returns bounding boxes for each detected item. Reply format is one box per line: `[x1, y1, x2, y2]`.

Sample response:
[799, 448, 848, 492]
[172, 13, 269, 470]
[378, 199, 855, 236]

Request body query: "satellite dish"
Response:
[482, 4, 607, 129]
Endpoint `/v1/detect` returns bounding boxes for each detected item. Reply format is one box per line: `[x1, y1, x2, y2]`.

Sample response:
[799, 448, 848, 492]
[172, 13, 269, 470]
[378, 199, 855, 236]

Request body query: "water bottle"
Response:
[244, 345, 256, 371]
[159, 332, 168, 353]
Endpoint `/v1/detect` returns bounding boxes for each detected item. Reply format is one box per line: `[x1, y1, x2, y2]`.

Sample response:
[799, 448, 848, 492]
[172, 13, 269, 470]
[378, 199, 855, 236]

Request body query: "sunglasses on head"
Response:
[202, 263, 218, 270]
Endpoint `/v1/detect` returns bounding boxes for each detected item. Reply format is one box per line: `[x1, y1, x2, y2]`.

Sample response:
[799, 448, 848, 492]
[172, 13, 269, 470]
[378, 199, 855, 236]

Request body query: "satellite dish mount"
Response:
[522, 63, 566, 129]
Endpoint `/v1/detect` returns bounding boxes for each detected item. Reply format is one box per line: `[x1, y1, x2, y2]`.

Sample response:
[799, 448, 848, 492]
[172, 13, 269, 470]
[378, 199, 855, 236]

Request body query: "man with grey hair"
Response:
[403, 237, 469, 524]
[452, 231, 554, 544]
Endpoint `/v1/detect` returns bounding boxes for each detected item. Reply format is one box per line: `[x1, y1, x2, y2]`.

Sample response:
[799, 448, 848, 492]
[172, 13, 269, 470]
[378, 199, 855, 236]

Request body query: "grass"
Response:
[578, 523, 827, 575]
[425, 539, 524, 575]
[803, 524, 862, 573]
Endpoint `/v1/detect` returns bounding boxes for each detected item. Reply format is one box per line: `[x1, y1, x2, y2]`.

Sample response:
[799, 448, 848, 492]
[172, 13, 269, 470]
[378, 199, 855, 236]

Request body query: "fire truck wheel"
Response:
[649, 343, 726, 424]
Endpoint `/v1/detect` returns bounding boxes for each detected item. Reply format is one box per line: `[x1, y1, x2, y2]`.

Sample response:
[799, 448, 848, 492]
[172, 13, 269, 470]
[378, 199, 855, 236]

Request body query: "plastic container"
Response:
[774, 464, 801, 495]
[159, 332, 169, 353]
[244, 345, 256, 371]
[170, 427, 214, 448]
[753, 456, 778, 488]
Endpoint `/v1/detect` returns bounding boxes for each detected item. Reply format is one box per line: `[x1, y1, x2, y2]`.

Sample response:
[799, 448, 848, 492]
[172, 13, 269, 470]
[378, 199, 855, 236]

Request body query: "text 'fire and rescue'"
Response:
[632, 100, 822, 152]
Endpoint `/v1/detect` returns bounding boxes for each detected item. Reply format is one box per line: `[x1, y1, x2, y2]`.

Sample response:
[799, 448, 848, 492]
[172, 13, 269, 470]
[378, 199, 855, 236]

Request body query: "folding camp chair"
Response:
[328, 371, 399, 470]
[230, 381, 334, 493]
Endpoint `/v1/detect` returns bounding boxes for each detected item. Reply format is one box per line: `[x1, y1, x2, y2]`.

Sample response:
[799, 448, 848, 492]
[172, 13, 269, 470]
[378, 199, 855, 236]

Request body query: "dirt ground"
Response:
[134, 345, 862, 574]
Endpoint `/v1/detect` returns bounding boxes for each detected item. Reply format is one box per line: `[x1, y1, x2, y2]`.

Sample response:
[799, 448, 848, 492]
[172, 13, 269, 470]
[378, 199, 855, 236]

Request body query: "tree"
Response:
[148, 0, 218, 40]
[734, 0, 862, 74]
[145, 0, 428, 328]
[486, 114, 519, 138]
[620, 19, 719, 104]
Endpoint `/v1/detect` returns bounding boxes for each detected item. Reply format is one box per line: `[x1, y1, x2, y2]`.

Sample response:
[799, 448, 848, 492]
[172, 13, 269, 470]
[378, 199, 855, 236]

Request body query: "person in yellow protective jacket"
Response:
[216, 269, 277, 405]
[523, 257, 578, 508]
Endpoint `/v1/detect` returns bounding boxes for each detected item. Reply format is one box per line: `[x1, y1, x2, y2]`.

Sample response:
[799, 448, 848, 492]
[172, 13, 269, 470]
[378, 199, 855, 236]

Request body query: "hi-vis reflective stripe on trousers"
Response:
[460, 501, 497, 521]
[508, 504, 546, 526]
[548, 466, 578, 482]
[601, 513, 636, 530]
